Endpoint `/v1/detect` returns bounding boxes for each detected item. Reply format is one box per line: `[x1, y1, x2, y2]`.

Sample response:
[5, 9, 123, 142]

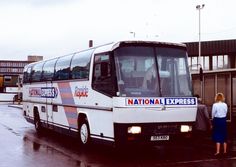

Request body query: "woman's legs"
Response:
[223, 142, 227, 153]
[215, 142, 220, 155]
[215, 142, 227, 155]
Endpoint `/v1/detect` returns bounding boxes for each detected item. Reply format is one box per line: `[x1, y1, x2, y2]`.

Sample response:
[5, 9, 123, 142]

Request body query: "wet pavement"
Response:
[1, 103, 236, 167]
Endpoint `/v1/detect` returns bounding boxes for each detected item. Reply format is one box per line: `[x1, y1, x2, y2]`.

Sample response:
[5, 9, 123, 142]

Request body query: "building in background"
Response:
[185, 39, 236, 122]
[0, 55, 43, 93]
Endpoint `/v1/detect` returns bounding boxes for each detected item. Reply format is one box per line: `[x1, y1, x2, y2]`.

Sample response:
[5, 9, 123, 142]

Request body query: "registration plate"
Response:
[150, 135, 169, 141]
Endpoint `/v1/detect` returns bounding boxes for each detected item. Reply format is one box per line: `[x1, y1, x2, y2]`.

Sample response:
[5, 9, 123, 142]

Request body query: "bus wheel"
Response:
[34, 112, 42, 133]
[78, 118, 90, 145]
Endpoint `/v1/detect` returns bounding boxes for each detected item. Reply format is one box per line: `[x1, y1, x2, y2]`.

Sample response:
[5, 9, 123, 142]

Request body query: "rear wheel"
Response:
[78, 118, 90, 145]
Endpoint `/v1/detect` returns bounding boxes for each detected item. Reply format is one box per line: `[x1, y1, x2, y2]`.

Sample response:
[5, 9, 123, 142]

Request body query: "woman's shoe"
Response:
[214, 152, 220, 156]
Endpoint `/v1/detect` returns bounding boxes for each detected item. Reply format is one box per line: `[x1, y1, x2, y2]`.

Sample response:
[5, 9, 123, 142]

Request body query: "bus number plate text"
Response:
[150, 135, 169, 141]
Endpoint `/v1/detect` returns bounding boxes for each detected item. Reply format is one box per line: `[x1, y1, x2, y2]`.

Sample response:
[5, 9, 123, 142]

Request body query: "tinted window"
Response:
[42, 58, 57, 81]
[114, 46, 160, 97]
[31, 62, 44, 82]
[156, 47, 192, 96]
[23, 64, 33, 83]
[55, 55, 72, 80]
[92, 53, 116, 96]
[71, 50, 93, 79]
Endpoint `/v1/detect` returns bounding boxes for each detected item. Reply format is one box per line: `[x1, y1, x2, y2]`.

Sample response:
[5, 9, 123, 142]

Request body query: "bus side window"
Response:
[31, 62, 44, 82]
[71, 50, 93, 80]
[42, 59, 57, 81]
[92, 54, 116, 96]
[23, 65, 33, 83]
[54, 55, 72, 80]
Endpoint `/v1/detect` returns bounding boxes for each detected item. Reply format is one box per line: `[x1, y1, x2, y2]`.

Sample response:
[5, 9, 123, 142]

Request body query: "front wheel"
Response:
[78, 119, 90, 145]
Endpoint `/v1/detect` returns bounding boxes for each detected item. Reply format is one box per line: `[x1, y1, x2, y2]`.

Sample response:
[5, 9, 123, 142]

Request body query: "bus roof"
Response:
[25, 40, 187, 69]
[93, 40, 187, 54]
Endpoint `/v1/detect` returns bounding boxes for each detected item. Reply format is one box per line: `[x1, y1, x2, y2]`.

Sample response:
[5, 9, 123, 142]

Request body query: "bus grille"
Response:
[144, 124, 179, 135]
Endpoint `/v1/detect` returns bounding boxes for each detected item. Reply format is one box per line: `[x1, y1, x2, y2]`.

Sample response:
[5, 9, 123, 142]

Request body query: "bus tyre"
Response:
[78, 119, 90, 146]
[34, 112, 42, 133]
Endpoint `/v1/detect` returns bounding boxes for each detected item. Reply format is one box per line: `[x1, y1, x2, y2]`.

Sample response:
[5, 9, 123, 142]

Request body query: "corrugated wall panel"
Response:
[185, 39, 236, 57]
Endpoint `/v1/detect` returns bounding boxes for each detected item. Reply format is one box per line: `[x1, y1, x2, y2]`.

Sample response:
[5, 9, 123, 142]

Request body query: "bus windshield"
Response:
[114, 46, 192, 97]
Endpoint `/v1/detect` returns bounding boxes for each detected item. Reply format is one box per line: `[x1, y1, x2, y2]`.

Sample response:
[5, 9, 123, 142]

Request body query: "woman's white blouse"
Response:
[212, 102, 228, 119]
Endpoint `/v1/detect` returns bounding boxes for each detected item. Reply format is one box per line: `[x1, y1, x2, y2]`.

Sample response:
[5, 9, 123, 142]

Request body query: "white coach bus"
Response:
[23, 40, 197, 146]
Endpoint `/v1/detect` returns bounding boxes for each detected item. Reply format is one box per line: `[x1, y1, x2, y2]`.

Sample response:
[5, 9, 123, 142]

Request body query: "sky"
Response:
[0, 0, 236, 60]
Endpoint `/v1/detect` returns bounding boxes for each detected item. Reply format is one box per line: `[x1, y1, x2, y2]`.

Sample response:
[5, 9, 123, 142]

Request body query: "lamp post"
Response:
[196, 4, 205, 99]
[196, 4, 205, 70]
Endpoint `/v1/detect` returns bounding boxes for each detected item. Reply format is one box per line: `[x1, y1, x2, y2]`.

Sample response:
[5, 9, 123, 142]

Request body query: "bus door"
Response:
[45, 81, 54, 128]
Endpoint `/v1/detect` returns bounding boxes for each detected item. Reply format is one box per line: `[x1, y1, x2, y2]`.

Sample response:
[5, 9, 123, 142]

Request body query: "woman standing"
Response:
[212, 93, 228, 156]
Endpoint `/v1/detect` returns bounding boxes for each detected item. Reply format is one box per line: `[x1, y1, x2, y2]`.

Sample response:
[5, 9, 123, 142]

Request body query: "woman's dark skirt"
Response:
[212, 117, 227, 143]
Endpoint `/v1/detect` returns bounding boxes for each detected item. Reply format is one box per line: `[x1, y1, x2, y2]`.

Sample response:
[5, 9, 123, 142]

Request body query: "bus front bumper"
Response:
[114, 122, 193, 145]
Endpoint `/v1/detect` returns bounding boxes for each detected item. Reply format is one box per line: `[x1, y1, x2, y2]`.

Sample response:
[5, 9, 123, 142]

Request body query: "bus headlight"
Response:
[180, 125, 192, 133]
[128, 126, 141, 134]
